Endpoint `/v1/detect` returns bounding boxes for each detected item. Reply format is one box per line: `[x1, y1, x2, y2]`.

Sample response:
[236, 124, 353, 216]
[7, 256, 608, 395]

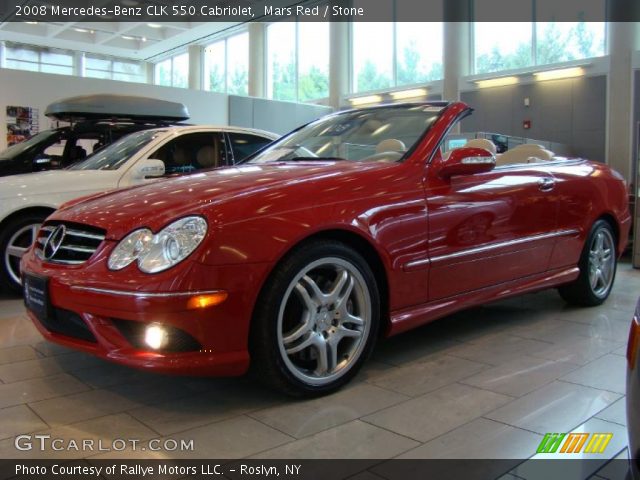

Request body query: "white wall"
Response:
[0, 69, 228, 151]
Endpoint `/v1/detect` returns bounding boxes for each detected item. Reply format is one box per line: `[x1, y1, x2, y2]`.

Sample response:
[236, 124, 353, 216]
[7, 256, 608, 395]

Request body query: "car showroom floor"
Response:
[0, 262, 635, 473]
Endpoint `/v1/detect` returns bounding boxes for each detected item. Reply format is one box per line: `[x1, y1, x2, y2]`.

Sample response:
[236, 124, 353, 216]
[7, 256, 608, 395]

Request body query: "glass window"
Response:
[352, 22, 394, 93]
[154, 54, 188, 88]
[204, 40, 226, 92]
[70, 130, 163, 171]
[474, 22, 533, 74]
[172, 53, 189, 88]
[154, 59, 172, 86]
[204, 33, 249, 95]
[228, 133, 273, 162]
[535, 0, 605, 65]
[474, 0, 606, 74]
[150, 132, 226, 173]
[248, 104, 443, 164]
[267, 22, 297, 101]
[227, 33, 249, 95]
[396, 22, 443, 85]
[297, 23, 330, 102]
[5, 44, 74, 76]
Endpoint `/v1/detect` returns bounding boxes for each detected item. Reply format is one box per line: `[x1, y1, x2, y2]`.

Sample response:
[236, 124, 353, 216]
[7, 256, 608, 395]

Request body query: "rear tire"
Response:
[558, 219, 617, 306]
[249, 240, 380, 397]
[0, 214, 47, 295]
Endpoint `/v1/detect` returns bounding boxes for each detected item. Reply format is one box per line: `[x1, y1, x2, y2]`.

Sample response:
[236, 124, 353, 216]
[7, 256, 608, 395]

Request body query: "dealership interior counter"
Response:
[0, 2, 639, 479]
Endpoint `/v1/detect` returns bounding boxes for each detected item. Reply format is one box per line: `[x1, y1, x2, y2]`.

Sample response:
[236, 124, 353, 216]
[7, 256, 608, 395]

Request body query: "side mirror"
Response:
[439, 147, 496, 179]
[132, 159, 165, 180]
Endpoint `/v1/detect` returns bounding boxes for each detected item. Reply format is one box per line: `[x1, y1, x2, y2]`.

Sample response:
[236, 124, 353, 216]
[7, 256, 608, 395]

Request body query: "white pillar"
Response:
[74, 51, 84, 77]
[188, 45, 202, 90]
[329, 22, 349, 109]
[145, 62, 154, 84]
[443, 22, 470, 102]
[248, 22, 265, 98]
[606, 22, 639, 180]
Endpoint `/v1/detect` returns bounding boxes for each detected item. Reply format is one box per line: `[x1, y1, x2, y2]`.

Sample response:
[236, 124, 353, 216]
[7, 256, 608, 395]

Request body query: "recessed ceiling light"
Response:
[141, 37, 147, 42]
[26, 21, 38, 25]
[121, 35, 135, 40]
[147, 23, 162, 28]
[74, 28, 88, 33]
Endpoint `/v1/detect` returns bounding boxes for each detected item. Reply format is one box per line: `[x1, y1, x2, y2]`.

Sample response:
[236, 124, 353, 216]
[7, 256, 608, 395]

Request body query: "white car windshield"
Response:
[248, 104, 443, 164]
[69, 129, 163, 171]
[0, 131, 60, 161]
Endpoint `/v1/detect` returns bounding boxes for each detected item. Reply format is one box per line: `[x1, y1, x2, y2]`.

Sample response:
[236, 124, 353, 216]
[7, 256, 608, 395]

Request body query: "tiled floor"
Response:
[0, 262, 636, 467]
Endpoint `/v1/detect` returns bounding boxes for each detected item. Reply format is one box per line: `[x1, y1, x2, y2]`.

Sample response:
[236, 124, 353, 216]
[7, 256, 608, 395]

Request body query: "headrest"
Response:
[196, 145, 217, 168]
[465, 138, 497, 155]
[375, 139, 406, 154]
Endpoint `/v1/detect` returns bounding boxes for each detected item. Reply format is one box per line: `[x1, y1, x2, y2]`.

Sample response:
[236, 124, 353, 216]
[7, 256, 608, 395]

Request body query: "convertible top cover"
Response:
[44, 94, 190, 122]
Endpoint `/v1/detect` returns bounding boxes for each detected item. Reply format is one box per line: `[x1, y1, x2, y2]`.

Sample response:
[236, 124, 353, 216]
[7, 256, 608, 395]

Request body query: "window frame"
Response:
[154, 52, 189, 88]
[471, 0, 608, 75]
[203, 30, 249, 95]
[265, 20, 330, 103]
[350, 21, 445, 94]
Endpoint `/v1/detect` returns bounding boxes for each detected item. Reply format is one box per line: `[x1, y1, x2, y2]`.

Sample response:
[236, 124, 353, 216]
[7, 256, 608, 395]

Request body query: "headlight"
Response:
[108, 216, 207, 273]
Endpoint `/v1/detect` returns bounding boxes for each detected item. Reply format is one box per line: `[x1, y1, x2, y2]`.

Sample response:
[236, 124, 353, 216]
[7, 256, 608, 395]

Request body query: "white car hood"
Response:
[0, 169, 119, 199]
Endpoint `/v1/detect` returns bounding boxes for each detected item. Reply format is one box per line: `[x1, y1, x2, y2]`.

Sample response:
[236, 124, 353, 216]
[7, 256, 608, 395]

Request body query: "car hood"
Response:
[0, 169, 117, 199]
[48, 161, 398, 239]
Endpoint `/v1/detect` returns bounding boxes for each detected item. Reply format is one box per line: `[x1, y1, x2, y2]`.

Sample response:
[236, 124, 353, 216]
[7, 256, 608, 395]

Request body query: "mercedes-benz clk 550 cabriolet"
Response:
[0, 126, 277, 293]
[21, 101, 630, 396]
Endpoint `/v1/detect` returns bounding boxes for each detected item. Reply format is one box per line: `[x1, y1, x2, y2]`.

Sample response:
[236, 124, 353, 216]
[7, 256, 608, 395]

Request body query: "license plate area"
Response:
[23, 273, 50, 323]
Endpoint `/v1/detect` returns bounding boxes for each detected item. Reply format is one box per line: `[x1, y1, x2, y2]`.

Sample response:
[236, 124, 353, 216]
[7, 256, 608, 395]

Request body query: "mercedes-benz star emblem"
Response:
[43, 225, 66, 260]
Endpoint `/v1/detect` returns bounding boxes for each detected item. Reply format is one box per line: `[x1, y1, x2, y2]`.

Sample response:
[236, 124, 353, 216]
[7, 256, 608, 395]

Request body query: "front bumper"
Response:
[21, 251, 272, 377]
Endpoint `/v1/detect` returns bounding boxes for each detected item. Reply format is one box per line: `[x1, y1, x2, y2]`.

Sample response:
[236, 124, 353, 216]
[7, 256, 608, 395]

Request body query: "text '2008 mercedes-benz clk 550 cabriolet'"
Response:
[20, 102, 631, 396]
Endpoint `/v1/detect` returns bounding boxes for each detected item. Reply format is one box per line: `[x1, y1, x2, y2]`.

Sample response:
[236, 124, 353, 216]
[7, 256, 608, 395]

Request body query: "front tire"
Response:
[558, 219, 617, 306]
[250, 240, 380, 397]
[0, 214, 47, 294]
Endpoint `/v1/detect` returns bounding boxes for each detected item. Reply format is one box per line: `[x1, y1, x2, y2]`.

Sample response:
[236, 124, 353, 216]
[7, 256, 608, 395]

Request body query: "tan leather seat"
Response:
[496, 145, 555, 166]
[375, 139, 406, 154]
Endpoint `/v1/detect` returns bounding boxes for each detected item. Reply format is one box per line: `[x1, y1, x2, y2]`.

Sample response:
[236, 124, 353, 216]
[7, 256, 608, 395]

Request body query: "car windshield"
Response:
[247, 104, 444, 164]
[0, 130, 60, 161]
[69, 129, 163, 171]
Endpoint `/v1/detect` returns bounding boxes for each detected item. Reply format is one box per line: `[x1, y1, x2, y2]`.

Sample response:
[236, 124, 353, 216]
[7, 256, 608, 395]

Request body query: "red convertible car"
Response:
[21, 102, 630, 396]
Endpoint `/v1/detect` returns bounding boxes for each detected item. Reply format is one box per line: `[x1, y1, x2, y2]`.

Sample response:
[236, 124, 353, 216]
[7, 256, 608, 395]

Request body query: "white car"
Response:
[0, 125, 278, 292]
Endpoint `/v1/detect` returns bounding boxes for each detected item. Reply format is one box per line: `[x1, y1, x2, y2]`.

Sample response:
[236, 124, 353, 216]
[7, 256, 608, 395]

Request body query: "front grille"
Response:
[38, 308, 97, 343]
[35, 222, 105, 265]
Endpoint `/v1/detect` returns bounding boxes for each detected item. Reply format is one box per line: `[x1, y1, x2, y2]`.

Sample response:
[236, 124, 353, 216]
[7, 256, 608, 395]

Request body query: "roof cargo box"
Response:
[45, 94, 190, 122]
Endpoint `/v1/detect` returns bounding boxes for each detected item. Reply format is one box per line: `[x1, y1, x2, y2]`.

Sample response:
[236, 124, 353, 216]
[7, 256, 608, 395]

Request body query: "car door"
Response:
[425, 152, 559, 300]
[226, 132, 274, 164]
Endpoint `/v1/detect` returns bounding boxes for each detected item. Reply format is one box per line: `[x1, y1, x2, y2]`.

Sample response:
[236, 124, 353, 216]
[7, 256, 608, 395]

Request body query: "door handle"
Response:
[538, 178, 555, 192]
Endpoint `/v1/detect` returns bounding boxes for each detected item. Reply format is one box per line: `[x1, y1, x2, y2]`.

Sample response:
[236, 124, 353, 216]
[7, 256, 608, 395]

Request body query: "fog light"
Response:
[186, 291, 228, 310]
[145, 324, 168, 350]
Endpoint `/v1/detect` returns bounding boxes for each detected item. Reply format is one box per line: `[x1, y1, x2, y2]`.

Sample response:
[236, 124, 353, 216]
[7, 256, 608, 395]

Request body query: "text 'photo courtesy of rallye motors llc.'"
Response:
[1, 0, 640, 479]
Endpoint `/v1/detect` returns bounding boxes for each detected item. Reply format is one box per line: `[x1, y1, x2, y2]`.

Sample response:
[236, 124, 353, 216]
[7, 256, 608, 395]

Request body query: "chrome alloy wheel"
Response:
[4, 223, 41, 286]
[277, 257, 371, 386]
[588, 227, 615, 298]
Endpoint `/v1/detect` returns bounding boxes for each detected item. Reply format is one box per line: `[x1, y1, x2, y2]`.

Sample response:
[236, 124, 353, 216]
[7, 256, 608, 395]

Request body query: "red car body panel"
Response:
[20, 102, 631, 376]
